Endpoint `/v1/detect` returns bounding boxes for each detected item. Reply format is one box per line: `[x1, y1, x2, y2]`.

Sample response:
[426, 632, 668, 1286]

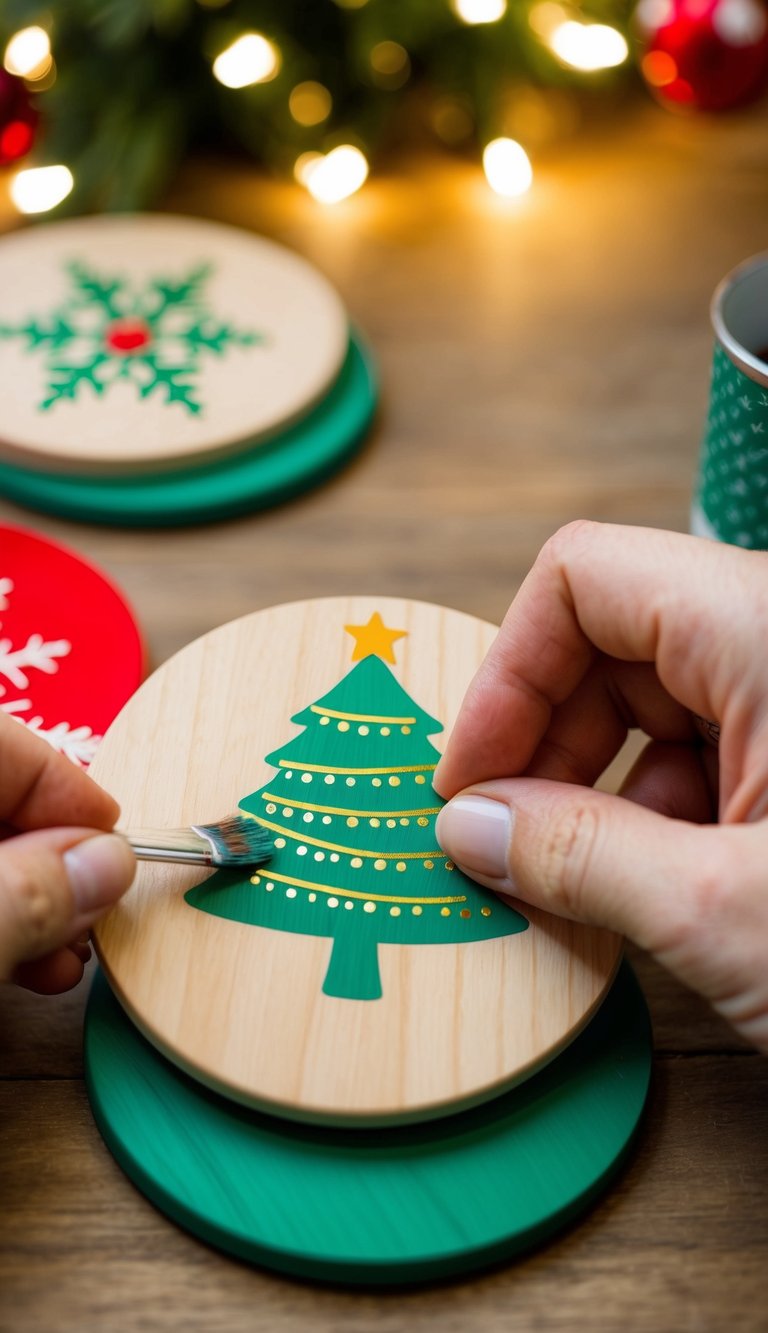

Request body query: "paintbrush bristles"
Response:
[191, 816, 273, 867]
[125, 816, 273, 868]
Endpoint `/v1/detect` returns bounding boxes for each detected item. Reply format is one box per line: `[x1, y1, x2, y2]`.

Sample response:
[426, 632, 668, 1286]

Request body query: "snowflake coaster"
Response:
[0, 216, 348, 475]
[0, 524, 144, 765]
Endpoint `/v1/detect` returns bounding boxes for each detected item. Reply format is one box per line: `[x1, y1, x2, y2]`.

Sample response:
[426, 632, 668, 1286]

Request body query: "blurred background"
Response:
[1, 0, 767, 216]
[1, 0, 767, 653]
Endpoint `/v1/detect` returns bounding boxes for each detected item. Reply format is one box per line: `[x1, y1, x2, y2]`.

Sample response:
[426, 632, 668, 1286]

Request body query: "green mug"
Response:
[692, 253, 768, 549]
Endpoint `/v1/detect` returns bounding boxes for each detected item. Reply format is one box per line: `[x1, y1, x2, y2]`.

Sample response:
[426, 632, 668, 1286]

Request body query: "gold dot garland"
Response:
[237, 687, 504, 936]
[249, 874, 489, 925]
[246, 858, 482, 923]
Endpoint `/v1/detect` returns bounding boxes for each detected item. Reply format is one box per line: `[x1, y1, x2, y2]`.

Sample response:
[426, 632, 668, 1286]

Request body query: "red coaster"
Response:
[0, 524, 144, 765]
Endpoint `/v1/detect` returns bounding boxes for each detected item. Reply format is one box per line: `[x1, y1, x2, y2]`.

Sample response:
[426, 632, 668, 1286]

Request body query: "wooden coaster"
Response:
[0, 523, 144, 765]
[91, 597, 621, 1126]
[0, 333, 376, 527]
[0, 215, 348, 474]
[85, 961, 652, 1283]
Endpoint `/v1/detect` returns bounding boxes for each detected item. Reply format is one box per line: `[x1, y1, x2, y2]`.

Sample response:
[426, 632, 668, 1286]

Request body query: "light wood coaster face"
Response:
[92, 597, 621, 1125]
[0, 215, 348, 474]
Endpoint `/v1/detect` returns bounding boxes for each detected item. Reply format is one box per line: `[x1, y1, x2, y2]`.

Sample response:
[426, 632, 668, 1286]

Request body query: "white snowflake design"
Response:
[0, 577, 101, 766]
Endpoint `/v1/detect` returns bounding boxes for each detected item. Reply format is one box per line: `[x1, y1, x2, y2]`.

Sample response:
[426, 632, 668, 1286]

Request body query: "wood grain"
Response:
[82, 963, 650, 1281]
[1, 100, 767, 1327]
[91, 597, 619, 1123]
[0, 1050, 765, 1331]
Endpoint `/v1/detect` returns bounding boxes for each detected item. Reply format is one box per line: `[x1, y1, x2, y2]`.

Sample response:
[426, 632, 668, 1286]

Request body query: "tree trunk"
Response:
[321, 924, 382, 1001]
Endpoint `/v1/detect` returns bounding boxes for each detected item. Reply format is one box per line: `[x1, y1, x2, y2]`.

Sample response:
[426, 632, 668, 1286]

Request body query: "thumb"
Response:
[0, 829, 135, 982]
[437, 781, 768, 1049]
[435, 778, 737, 956]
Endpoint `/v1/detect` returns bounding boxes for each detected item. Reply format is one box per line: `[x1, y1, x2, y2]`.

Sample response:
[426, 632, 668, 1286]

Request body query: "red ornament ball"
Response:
[636, 0, 768, 110]
[0, 69, 38, 165]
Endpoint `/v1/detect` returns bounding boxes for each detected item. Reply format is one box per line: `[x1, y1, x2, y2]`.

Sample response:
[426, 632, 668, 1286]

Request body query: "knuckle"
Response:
[542, 519, 600, 569]
[662, 834, 738, 961]
[1, 861, 64, 963]
[540, 800, 601, 919]
[686, 836, 739, 928]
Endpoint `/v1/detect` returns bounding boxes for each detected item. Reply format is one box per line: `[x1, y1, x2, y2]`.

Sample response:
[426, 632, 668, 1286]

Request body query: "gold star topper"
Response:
[344, 612, 407, 664]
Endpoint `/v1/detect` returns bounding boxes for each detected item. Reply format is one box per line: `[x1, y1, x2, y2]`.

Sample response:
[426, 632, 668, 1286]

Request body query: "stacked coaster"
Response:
[0, 523, 144, 764]
[0, 216, 377, 525]
[86, 597, 652, 1284]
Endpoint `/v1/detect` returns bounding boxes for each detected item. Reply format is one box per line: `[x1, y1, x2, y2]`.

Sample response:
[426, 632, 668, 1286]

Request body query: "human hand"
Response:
[435, 521, 768, 1051]
[0, 712, 134, 993]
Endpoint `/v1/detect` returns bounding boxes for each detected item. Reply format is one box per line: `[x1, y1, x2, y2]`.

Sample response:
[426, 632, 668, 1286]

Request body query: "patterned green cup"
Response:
[692, 253, 768, 549]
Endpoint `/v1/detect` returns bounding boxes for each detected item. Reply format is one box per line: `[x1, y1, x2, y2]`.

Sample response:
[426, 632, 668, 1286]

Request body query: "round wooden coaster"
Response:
[0, 334, 375, 527]
[85, 961, 651, 1284]
[0, 214, 348, 474]
[0, 523, 144, 765]
[92, 597, 621, 1125]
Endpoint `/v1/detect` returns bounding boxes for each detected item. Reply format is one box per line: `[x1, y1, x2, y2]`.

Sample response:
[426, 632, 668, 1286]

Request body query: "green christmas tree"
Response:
[186, 614, 528, 1001]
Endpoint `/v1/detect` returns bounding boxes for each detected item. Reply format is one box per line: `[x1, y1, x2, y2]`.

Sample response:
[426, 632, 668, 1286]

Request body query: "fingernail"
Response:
[436, 796, 514, 880]
[64, 834, 135, 913]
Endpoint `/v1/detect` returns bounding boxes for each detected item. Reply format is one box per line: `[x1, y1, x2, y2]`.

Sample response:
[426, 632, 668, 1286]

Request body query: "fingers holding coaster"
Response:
[693, 714, 721, 747]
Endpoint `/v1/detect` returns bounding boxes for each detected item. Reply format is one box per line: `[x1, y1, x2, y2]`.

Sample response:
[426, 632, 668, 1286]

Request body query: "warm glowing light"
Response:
[370, 40, 411, 86]
[482, 138, 533, 197]
[4, 26, 52, 80]
[641, 49, 678, 86]
[289, 81, 332, 126]
[333, 0, 369, 8]
[528, 2, 568, 37]
[548, 20, 629, 70]
[11, 164, 73, 214]
[294, 151, 323, 186]
[451, 0, 507, 24]
[370, 40, 408, 74]
[300, 145, 369, 204]
[212, 33, 280, 89]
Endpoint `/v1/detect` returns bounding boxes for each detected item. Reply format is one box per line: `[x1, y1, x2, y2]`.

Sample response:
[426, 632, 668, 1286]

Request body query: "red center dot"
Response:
[105, 319, 152, 354]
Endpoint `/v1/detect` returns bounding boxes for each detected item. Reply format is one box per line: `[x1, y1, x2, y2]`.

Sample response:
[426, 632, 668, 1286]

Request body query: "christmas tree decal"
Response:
[186, 613, 528, 1001]
[0, 259, 260, 414]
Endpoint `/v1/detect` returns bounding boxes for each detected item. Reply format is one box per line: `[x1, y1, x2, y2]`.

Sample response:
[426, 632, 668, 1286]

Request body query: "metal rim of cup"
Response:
[711, 251, 768, 390]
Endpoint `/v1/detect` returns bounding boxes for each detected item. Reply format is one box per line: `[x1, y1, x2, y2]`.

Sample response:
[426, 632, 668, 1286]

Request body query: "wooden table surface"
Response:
[1, 102, 767, 1332]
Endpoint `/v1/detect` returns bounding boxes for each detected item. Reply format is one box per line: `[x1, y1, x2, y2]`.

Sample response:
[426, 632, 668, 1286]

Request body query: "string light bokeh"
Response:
[2, 0, 759, 217]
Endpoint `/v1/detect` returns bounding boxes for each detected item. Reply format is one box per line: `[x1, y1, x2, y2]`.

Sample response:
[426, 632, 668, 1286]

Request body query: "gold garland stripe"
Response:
[252, 815, 445, 861]
[279, 760, 436, 775]
[310, 704, 417, 725]
[255, 794, 442, 818]
[251, 868, 466, 906]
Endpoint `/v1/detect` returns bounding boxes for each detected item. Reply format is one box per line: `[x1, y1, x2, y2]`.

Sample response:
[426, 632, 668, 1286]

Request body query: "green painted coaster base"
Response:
[0, 331, 376, 527]
[84, 962, 652, 1285]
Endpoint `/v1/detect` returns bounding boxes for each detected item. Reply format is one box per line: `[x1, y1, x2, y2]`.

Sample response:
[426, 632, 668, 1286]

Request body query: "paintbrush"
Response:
[123, 815, 273, 868]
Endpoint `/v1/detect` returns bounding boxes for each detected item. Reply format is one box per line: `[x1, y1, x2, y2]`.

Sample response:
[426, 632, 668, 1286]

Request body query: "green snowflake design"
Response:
[0, 260, 262, 415]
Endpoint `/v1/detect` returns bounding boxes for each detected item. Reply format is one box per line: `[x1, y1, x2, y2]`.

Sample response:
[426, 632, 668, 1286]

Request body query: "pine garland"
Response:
[1, 0, 638, 211]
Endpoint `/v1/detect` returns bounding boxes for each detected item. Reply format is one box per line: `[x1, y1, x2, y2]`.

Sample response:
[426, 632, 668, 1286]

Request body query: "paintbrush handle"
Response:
[124, 828, 215, 866]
